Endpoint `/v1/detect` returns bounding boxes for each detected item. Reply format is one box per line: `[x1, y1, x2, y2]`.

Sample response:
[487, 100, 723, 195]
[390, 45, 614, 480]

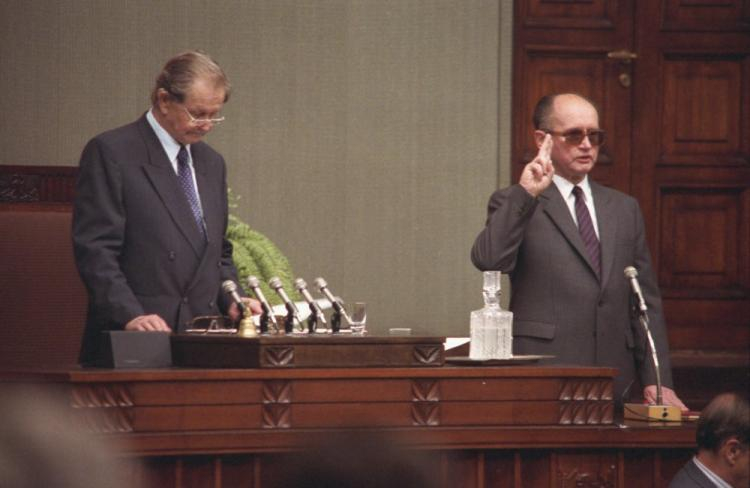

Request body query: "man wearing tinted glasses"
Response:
[472, 93, 687, 410]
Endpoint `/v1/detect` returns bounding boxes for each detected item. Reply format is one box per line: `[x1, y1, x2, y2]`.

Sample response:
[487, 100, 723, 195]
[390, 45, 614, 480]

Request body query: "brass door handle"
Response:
[607, 49, 638, 63]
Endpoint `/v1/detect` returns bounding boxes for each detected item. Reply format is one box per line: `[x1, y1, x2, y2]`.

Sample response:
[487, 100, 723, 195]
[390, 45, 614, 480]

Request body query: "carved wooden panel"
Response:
[261, 346, 294, 367]
[411, 402, 440, 426]
[412, 345, 442, 365]
[262, 404, 291, 429]
[262, 380, 292, 404]
[70, 383, 134, 433]
[662, 0, 750, 31]
[661, 57, 748, 166]
[558, 379, 613, 401]
[0, 165, 77, 203]
[658, 186, 748, 298]
[559, 401, 614, 425]
[411, 379, 440, 402]
[522, 0, 617, 30]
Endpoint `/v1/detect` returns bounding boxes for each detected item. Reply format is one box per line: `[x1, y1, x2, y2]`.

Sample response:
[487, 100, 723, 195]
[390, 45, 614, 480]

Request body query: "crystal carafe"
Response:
[469, 271, 513, 359]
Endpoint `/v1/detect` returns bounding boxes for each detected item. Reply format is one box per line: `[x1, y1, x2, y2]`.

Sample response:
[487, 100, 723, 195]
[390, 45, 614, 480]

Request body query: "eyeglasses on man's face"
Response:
[546, 128, 605, 146]
[181, 105, 225, 126]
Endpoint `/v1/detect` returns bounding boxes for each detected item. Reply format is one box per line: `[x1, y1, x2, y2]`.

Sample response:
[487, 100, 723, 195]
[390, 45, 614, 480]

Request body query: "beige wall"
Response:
[0, 0, 513, 336]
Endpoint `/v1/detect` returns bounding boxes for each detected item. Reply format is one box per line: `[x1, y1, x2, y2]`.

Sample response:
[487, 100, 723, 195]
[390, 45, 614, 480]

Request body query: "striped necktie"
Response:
[572, 186, 601, 279]
[177, 145, 206, 238]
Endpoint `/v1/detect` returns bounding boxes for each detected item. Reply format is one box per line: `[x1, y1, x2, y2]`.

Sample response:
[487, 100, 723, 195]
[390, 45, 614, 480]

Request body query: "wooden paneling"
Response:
[658, 186, 748, 298]
[0, 165, 77, 204]
[661, 0, 750, 31]
[2, 368, 696, 488]
[121, 449, 692, 488]
[522, 0, 617, 30]
[661, 56, 748, 166]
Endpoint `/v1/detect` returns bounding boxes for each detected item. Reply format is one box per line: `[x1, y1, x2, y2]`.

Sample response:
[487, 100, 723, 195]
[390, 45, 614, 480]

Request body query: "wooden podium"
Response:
[2, 362, 695, 488]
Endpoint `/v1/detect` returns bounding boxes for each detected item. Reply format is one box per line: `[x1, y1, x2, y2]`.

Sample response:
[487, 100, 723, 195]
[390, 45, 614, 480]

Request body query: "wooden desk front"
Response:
[2, 366, 695, 487]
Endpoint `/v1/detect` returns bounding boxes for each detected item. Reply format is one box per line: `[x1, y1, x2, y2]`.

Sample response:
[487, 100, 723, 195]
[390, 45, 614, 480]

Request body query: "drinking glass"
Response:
[348, 302, 367, 335]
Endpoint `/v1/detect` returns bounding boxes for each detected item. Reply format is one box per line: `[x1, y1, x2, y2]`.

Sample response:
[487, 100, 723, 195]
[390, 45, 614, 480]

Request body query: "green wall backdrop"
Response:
[0, 0, 514, 337]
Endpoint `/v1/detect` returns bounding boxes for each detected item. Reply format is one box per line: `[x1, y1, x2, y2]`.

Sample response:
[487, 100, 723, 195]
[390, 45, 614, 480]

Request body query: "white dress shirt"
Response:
[693, 456, 732, 488]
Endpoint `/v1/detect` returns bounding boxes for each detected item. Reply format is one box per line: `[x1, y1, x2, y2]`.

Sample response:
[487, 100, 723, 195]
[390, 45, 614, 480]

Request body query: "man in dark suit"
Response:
[73, 51, 260, 364]
[669, 392, 749, 488]
[471, 93, 686, 408]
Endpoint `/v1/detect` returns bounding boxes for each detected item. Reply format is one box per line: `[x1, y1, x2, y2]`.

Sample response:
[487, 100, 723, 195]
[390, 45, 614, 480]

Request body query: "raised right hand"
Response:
[519, 133, 554, 197]
[124, 314, 171, 332]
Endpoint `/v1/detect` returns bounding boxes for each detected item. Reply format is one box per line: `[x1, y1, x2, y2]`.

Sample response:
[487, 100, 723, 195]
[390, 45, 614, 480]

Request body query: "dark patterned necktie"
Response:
[177, 145, 206, 238]
[572, 186, 601, 279]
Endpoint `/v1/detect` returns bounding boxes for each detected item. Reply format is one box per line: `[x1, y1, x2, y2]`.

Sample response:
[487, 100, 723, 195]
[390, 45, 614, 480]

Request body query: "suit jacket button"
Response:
[209, 301, 215, 309]
[168, 251, 176, 261]
[217, 261, 222, 267]
[182, 297, 189, 304]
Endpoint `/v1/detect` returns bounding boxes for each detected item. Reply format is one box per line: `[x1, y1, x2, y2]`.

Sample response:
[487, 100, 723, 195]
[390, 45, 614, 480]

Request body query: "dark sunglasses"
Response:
[546, 128, 606, 146]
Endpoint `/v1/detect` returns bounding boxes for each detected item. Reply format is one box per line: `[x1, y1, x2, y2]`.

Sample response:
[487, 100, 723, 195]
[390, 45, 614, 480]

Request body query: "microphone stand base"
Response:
[623, 403, 682, 422]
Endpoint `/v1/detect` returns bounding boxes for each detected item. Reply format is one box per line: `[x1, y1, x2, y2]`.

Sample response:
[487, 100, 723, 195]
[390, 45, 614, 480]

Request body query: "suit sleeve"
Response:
[471, 184, 539, 272]
[72, 138, 144, 328]
[630, 200, 674, 388]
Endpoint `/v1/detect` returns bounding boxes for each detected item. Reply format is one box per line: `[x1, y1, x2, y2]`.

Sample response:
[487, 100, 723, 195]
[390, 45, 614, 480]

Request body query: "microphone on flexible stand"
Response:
[221, 280, 247, 319]
[247, 276, 278, 333]
[622, 266, 680, 422]
[312, 277, 350, 333]
[269, 277, 303, 333]
[624, 266, 647, 314]
[294, 278, 327, 333]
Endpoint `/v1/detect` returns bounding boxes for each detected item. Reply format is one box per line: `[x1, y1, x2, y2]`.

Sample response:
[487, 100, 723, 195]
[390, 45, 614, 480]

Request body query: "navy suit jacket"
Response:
[73, 114, 241, 364]
[471, 182, 674, 401]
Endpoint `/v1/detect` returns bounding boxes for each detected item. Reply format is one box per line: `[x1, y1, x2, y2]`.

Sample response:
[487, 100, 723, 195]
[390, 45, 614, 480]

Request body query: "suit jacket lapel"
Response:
[591, 182, 617, 289]
[540, 184, 601, 282]
[136, 116, 206, 257]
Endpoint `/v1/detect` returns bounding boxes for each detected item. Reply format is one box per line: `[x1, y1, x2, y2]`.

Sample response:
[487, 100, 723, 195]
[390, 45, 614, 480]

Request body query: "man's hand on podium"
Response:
[125, 314, 171, 332]
[228, 298, 262, 322]
[643, 385, 689, 412]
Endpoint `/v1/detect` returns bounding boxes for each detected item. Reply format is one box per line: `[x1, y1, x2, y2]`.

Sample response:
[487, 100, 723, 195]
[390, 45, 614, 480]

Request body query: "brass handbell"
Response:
[238, 314, 258, 338]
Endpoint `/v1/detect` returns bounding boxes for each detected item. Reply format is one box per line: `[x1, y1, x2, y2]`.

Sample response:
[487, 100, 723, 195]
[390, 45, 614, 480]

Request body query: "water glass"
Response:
[348, 302, 367, 335]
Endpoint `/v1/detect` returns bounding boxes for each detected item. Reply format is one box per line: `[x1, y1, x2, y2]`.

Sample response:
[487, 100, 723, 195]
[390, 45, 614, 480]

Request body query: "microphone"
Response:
[221, 280, 247, 318]
[624, 266, 647, 313]
[621, 266, 680, 421]
[294, 278, 327, 329]
[269, 276, 302, 332]
[247, 276, 278, 332]
[312, 277, 351, 325]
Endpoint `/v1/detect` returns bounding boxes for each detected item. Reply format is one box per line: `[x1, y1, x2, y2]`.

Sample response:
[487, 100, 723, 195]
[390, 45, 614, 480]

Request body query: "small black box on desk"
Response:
[96, 331, 172, 368]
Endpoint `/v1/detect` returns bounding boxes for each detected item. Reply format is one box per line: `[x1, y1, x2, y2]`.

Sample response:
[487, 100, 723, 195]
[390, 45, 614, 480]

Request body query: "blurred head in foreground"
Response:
[0, 387, 131, 488]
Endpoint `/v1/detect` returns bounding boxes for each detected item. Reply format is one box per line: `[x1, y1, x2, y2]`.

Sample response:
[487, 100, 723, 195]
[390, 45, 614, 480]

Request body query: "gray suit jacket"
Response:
[73, 115, 241, 364]
[471, 182, 673, 401]
[668, 459, 718, 488]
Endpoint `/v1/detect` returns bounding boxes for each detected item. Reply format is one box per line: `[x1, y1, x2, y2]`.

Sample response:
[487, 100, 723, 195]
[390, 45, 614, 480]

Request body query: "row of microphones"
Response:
[222, 276, 350, 335]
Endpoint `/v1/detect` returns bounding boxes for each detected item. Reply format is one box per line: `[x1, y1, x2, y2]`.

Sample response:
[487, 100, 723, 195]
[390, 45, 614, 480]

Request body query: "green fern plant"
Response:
[226, 190, 299, 305]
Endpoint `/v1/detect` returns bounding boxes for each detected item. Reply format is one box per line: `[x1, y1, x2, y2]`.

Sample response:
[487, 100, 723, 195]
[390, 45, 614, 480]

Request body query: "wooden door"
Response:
[513, 0, 749, 403]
